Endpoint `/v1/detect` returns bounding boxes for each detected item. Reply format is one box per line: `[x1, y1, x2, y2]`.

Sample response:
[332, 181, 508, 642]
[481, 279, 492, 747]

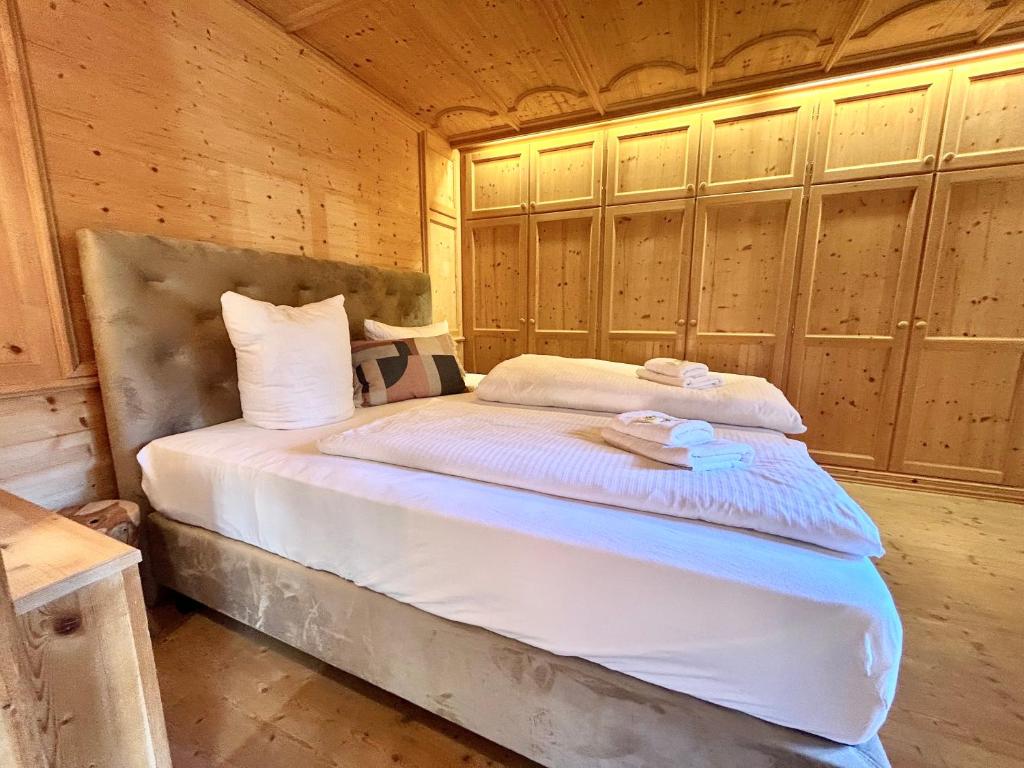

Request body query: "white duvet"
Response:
[476, 355, 807, 434]
[318, 398, 883, 557]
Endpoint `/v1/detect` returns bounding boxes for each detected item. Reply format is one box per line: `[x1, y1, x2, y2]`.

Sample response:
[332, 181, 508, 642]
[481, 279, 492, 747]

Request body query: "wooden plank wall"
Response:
[0, 0, 428, 507]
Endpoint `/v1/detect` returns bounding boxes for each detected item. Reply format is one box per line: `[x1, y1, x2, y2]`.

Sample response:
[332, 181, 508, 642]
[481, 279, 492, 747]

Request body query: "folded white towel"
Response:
[637, 368, 724, 390]
[611, 411, 714, 447]
[601, 428, 754, 471]
[644, 358, 709, 379]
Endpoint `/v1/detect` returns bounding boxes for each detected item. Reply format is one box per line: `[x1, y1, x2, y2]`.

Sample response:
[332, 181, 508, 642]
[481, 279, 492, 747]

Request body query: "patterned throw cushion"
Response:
[351, 334, 466, 406]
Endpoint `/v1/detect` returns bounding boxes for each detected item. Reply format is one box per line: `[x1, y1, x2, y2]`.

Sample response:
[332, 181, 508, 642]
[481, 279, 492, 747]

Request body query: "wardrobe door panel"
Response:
[463, 143, 529, 218]
[528, 209, 600, 358]
[530, 131, 604, 213]
[600, 201, 694, 365]
[789, 177, 930, 470]
[892, 167, 1024, 485]
[941, 58, 1024, 171]
[605, 114, 699, 205]
[462, 216, 528, 373]
[813, 71, 948, 183]
[687, 188, 802, 385]
[698, 96, 812, 194]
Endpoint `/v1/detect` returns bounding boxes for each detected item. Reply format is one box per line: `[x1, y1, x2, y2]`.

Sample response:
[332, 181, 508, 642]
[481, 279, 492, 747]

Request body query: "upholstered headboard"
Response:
[79, 229, 431, 512]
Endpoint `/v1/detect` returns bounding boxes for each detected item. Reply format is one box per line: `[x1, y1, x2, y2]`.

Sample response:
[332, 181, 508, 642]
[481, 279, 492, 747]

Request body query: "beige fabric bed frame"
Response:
[79, 229, 890, 768]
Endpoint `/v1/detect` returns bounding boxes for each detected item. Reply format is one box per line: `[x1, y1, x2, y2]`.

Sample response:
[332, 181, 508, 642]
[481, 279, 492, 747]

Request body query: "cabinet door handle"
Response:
[675, 319, 686, 327]
[529, 318, 536, 324]
[923, 154, 935, 166]
[914, 320, 928, 329]
[896, 320, 910, 329]
[520, 203, 527, 211]
[942, 152, 956, 162]
[518, 317, 526, 324]
[688, 319, 697, 327]
[686, 183, 695, 194]
[530, 202, 536, 210]
[698, 182, 707, 192]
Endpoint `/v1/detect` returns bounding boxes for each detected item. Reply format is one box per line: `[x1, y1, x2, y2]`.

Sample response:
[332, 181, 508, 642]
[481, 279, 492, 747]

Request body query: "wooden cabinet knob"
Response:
[914, 320, 928, 329]
[675, 319, 685, 326]
[518, 317, 526, 324]
[896, 320, 910, 329]
[686, 183, 695, 194]
[528, 318, 536, 324]
[520, 203, 526, 211]
[923, 154, 935, 165]
[529, 202, 536, 210]
[688, 319, 697, 327]
[943, 152, 956, 162]
[698, 182, 707, 192]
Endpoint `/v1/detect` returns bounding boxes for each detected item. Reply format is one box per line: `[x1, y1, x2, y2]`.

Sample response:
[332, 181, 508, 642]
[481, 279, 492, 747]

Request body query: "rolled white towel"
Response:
[611, 410, 714, 447]
[637, 368, 724, 389]
[644, 357, 708, 379]
[601, 428, 754, 471]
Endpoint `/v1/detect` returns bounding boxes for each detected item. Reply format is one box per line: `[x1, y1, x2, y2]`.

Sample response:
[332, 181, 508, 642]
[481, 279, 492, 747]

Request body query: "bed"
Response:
[80, 229, 896, 768]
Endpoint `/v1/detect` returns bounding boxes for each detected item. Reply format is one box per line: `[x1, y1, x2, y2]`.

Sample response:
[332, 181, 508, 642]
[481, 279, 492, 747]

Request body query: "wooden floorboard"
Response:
[150, 482, 1024, 767]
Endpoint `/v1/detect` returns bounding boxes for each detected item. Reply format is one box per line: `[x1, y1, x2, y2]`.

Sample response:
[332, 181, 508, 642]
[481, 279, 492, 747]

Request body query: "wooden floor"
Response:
[151, 482, 1024, 768]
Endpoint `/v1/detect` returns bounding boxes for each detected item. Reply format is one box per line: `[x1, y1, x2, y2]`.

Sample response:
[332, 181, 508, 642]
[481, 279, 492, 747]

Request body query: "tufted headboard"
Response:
[78, 229, 431, 513]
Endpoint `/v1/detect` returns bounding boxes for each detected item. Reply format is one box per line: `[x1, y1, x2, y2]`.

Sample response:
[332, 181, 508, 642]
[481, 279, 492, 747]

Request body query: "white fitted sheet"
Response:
[139, 394, 902, 744]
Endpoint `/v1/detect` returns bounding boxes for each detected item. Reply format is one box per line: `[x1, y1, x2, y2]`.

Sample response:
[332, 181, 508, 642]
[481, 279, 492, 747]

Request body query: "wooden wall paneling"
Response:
[940, 55, 1024, 170]
[812, 68, 950, 183]
[17, 0, 425, 371]
[0, 0, 73, 390]
[0, 385, 115, 508]
[600, 200, 694, 364]
[697, 94, 814, 194]
[527, 208, 601, 358]
[529, 130, 605, 213]
[462, 216, 528, 373]
[463, 142, 530, 219]
[423, 132, 459, 219]
[426, 212, 462, 339]
[891, 165, 1024, 486]
[605, 113, 700, 205]
[788, 176, 932, 470]
[686, 187, 803, 385]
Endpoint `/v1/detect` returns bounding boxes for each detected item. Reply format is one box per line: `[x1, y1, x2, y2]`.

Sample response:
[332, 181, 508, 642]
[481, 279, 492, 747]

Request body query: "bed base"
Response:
[147, 513, 889, 768]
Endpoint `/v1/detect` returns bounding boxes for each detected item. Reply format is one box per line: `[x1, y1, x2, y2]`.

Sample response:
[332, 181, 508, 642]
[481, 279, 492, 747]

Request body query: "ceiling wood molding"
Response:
[713, 30, 825, 68]
[431, 104, 498, 130]
[825, 0, 875, 71]
[283, 0, 346, 32]
[534, 0, 606, 115]
[977, 0, 1024, 42]
[510, 85, 588, 112]
[850, 0, 940, 41]
[698, 0, 713, 95]
[601, 61, 696, 93]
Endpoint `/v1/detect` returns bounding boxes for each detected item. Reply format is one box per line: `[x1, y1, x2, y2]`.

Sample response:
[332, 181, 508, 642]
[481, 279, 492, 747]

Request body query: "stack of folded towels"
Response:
[601, 410, 754, 471]
[637, 358, 723, 389]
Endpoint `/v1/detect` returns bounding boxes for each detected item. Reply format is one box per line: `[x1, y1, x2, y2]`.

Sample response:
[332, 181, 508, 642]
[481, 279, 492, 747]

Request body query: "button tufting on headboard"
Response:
[78, 228, 431, 515]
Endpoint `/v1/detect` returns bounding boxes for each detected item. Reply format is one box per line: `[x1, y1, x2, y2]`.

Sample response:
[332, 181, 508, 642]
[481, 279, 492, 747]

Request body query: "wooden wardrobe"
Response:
[461, 50, 1024, 495]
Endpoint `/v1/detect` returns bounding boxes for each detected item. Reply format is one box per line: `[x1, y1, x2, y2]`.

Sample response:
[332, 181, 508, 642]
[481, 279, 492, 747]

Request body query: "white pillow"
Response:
[221, 291, 354, 429]
[364, 318, 448, 340]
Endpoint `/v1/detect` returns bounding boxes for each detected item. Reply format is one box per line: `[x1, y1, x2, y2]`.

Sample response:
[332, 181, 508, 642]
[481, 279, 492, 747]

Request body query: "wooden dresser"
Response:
[0, 490, 171, 767]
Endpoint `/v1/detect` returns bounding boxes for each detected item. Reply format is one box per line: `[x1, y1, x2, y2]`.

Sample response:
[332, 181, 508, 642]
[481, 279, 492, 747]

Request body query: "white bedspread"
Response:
[318, 399, 882, 557]
[476, 355, 807, 433]
[139, 394, 901, 744]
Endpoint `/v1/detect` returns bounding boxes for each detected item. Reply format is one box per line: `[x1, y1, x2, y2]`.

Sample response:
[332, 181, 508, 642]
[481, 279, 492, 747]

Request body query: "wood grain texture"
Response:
[941, 55, 1024, 170]
[600, 200, 694, 364]
[789, 176, 931, 469]
[605, 112, 701, 204]
[146, 482, 1024, 768]
[687, 187, 803, 386]
[891, 164, 1024, 485]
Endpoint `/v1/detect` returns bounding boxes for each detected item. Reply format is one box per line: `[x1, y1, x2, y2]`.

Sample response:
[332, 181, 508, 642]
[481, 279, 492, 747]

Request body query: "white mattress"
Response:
[139, 393, 902, 744]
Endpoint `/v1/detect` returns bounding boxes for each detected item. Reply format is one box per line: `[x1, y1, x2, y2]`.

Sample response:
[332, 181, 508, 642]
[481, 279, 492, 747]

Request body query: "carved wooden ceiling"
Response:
[245, 0, 1024, 143]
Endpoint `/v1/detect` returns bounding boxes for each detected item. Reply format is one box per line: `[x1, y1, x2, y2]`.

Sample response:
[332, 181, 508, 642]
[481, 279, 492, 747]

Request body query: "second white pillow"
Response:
[221, 291, 354, 429]
[364, 318, 448, 340]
